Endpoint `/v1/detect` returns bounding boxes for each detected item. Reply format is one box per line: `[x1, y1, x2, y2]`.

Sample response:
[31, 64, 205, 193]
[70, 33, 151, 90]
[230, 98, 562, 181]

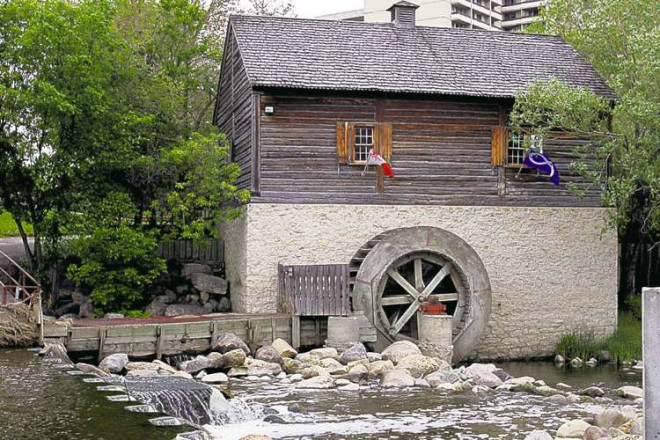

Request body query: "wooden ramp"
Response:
[44, 313, 327, 360]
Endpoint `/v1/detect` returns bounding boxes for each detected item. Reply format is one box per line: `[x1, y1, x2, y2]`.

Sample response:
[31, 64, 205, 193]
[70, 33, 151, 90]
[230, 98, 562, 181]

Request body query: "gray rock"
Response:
[263, 415, 286, 424]
[99, 353, 129, 373]
[307, 348, 338, 360]
[381, 340, 421, 365]
[218, 296, 232, 313]
[125, 362, 159, 372]
[296, 375, 335, 389]
[255, 346, 283, 365]
[580, 386, 605, 398]
[247, 361, 282, 377]
[200, 292, 210, 305]
[179, 356, 213, 374]
[492, 368, 513, 382]
[182, 264, 212, 278]
[598, 350, 611, 363]
[544, 394, 568, 405]
[397, 354, 439, 376]
[414, 378, 431, 388]
[282, 358, 302, 374]
[366, 352, 382, 362]
[222, 349, 247, 368]
[556, 419, 591, 438]
[425, 369, 460, 387]
[272, 338, 297, 358]
[79, 300, 94, 318]
[201, 373, 228, 383]
[146, 295, 174, 317]
[104, 313, 125, 319]
[630, 417, 644, 435]
[203, 299, 219, 314]
[342, 364, 368, 382]
[554, 354, 565, 364]
[583, 426, 608, 440]
[191, 273, 227, 295]
[213, 333, 250, 355]
[594, 409, 633, 428]
[524, 431, 553, 440]
[164, 304, 205, 317]
[127, 369, 159, 378]
[380, 369, 416, 388]
[615, 386, 643, 399]
[75, 362, 110, 377]
[227, 367, 248, 377]
[340, 343, 368, 365]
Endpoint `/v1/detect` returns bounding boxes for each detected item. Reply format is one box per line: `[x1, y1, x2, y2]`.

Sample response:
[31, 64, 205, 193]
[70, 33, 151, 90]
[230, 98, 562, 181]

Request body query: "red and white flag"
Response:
[367, 150, 395, 178]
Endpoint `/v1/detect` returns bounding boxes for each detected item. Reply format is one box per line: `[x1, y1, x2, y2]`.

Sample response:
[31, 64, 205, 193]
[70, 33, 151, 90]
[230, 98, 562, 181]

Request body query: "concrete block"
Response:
[643, 287, 660, 440]
[419, 314, 453, 364]
[326, 317, 360, 350]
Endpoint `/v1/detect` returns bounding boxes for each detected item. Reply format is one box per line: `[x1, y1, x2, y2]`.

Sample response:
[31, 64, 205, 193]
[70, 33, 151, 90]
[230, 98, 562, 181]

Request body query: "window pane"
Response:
[354, 126, 374, 162]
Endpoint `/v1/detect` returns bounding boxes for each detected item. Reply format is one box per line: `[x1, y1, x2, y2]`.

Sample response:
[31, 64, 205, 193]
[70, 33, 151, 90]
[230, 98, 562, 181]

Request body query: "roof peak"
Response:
[386, 1, 420, 11]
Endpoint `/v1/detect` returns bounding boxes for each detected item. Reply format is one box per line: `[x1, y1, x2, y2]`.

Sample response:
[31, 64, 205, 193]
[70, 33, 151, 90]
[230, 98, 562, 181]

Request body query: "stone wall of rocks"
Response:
[221, 203, 618, 360]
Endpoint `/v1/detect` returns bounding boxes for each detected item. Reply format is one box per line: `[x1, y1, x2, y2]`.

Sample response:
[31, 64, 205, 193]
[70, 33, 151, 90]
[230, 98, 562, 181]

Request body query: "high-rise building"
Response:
[318, 0, 544, 32]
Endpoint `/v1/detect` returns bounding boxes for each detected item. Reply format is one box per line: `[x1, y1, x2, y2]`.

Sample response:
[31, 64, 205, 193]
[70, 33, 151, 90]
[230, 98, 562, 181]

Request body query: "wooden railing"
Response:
[156, 239, 224, 264]
[0, 250, 42, 306]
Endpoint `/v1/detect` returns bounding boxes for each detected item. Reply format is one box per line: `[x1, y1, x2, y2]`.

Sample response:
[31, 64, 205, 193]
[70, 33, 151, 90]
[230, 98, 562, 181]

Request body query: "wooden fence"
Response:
[278, 263, 350, 317]
[156, 239, 224, 264]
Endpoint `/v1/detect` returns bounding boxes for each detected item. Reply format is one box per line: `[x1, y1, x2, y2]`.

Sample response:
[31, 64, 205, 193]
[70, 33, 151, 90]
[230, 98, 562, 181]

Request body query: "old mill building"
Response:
[213, 2, 617, 362]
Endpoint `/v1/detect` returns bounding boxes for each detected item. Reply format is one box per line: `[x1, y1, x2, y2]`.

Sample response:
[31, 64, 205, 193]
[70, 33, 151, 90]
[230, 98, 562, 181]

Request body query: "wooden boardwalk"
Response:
[44, 313, 327, 360]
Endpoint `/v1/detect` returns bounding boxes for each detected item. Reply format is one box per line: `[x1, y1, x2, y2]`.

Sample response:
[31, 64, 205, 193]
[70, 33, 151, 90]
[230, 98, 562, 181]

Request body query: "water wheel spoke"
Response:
[414, 258, 425, 291]
[420, 263, 453, 299]
[428, 293, 459, 303]
[380, 295, 413, 306]
[386, 268, 419, 299]
[390, 301, 420, 336]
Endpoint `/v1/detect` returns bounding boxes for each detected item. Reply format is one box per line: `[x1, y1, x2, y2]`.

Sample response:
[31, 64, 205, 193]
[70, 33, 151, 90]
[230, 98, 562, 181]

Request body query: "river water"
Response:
[0, 349, 642, 440]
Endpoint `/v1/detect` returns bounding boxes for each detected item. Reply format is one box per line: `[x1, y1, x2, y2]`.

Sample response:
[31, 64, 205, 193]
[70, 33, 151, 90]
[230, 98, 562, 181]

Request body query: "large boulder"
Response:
[164, 304, 205, 317]
[213, 333, 250, 355]
[76, 362, 110, 377]
[594, 409, 633, 428]
[296, 375, 335, 390]
[381, 369, 416, 388]
[179, 356, 213, 374]
[222, 349, 247, 367]
[339, 343, 368, 365]
[201, 373, 229, 384]
[272, 338, 297, 358]
[255, 346, 283, 365]
[307, 348, 338, 360]
[125, 361, 159, 372]
[381, 341, 422, 365]
[246, 359, 282, 377]
[191, 273, 227, 295]
[301, 365, 329, 379]
[342, 364, 368, 383]
[425, 369, 461, 387]
[207, 352, 225, 369]
[182, 263, 212, 278]
[99, 353, 129, 374]
[615, 386, 643, 399]
[368, 360, 394, 378]
[218, 296, 232, 313]
[580, 386, 605, 398]
[583, 426, 609, 440]
[397, 354, 439, 376]
[146, 294, 175, 317]
[524, 431, 553, 440]
[497, 376, 535, 391]
[556, 420, 591, 438]
[282, 358, 303, 374]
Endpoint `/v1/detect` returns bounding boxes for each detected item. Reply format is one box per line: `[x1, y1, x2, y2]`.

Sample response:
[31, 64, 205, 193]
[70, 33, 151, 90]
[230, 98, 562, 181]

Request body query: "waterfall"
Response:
[110, 376, 263, 427]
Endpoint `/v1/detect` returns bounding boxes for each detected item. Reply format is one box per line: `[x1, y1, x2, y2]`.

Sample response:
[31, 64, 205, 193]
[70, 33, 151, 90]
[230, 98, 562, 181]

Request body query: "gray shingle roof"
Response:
[229, 15, 616, 100]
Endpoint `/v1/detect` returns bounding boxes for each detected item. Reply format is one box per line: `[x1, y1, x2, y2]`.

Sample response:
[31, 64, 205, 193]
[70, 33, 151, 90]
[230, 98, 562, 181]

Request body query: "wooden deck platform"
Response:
[44, 313, 328, 360]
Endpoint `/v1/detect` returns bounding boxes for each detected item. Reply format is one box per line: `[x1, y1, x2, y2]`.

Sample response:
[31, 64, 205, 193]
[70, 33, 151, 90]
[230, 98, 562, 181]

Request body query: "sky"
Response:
[291, 0, 363, 18]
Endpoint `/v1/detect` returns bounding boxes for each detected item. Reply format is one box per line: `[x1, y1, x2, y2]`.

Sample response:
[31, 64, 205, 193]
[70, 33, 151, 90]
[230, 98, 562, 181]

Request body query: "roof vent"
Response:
[387, 1, 420, 28]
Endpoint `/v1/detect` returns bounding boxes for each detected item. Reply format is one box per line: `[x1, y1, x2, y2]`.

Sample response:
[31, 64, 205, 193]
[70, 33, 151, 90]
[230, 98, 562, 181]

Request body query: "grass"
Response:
[0, 212, 33, 238]
[555, 312, 642, 363]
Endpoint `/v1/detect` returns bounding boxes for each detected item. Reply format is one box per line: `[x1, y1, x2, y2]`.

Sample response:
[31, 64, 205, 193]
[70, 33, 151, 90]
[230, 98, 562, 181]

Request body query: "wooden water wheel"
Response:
[376, 252, 464, 341]
[350, 226, 491, 363]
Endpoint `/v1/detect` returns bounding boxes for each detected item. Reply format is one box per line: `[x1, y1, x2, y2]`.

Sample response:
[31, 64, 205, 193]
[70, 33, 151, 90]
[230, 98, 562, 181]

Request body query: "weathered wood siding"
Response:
[250, 94, 602, 207]
[214, 26, 254, 192]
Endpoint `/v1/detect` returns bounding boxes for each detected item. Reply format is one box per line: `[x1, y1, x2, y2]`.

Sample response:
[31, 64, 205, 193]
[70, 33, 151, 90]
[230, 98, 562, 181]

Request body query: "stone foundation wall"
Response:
[223, 203, 618, 360]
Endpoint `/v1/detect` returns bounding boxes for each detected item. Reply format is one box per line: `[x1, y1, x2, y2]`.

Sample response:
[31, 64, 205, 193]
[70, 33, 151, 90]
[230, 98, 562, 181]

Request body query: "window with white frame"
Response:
[507, 132, 526, 166]
[353, 126, 374, 163]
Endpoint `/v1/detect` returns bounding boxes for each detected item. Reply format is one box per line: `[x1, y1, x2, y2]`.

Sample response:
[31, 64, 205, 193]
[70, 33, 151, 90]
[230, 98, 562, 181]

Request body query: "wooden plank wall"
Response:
[59, 316, 294, 359]
[252, 94, 602, 207]
[156, 239, 224, 263]
[214, 27, 254, 192]
[278, 264, 350, 317]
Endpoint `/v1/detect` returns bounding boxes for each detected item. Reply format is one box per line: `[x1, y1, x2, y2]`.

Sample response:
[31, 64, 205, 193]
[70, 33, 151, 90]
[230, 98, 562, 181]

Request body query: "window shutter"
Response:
[337, 122, 349, 164]
[491, 126, 507, 166]
[378, 123, 393, 161]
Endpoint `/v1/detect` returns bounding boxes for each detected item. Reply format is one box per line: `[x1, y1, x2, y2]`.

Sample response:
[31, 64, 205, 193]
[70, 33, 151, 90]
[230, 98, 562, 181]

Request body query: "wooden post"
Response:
[98, 327, 106, 362]
[156, 326, 164, 360]
[292, 316, 300, 349]
[643, 287, 660, 439]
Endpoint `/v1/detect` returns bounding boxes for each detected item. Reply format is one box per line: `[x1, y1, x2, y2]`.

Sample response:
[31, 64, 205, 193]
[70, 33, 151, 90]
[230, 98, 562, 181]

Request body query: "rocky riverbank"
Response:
[70, 335, 644, 440]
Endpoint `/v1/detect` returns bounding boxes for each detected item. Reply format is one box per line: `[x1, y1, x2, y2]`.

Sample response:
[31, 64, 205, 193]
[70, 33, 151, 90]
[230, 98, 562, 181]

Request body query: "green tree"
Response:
[515, 0, 660, 304]
[0, 0, 249, 312]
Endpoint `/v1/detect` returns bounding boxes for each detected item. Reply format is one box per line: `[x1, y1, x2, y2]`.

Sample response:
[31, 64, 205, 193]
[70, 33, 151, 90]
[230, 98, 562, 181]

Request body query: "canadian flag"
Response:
[367, 150, 395, 178]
